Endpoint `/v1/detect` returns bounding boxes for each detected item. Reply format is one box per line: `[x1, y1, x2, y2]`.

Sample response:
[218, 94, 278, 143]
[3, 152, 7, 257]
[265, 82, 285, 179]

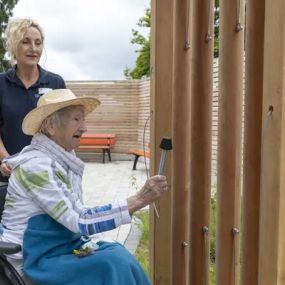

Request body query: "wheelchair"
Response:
[0, 185, 26, 285]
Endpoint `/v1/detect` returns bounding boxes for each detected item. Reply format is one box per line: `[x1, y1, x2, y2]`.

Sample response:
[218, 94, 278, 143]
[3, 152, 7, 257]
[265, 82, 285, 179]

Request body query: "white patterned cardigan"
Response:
[0, 134, 131, 260]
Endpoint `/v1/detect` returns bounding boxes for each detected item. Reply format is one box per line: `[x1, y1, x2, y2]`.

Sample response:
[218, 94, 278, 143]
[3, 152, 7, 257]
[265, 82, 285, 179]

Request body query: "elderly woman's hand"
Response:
[127, 175, 168, 215]
[0, 162, 11, 177]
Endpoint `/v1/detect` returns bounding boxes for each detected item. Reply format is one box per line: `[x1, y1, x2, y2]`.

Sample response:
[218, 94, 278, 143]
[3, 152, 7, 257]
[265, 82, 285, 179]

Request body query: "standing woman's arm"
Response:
[0, 137, 9, 160]
[0, 135, 11, 177]
[0, 91, 11, 176]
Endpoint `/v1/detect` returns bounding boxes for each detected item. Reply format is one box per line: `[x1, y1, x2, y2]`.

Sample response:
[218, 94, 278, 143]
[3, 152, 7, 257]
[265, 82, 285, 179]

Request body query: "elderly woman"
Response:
[0, 89, 167, 285]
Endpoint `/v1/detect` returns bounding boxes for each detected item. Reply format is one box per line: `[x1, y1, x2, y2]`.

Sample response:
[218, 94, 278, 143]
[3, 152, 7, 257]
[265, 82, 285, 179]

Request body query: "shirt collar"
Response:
[6, 65, 49, 86]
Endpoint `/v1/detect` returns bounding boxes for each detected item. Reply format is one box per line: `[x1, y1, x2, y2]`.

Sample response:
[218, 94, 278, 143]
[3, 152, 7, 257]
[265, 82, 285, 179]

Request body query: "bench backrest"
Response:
[80, 134, 116, 147]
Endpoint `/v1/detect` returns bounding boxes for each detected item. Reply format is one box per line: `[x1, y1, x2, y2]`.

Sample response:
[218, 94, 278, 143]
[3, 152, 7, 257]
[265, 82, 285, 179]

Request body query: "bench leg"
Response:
[107, 149, 111, 162]
[102, 149, 106, 163]
[132, 155, 140, 170]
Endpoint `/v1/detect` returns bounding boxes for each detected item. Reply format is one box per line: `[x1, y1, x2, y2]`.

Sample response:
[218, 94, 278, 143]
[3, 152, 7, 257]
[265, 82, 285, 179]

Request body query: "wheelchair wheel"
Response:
[0, 255, 26, 285]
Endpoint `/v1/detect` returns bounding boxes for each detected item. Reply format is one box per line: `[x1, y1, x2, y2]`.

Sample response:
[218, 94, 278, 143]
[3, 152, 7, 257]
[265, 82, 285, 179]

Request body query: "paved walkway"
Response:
[81, 160, 149, 253]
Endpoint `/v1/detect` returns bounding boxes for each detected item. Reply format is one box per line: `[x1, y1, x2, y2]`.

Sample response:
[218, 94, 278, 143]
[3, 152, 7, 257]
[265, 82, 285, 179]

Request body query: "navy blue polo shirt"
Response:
[0, 65, 66, 181]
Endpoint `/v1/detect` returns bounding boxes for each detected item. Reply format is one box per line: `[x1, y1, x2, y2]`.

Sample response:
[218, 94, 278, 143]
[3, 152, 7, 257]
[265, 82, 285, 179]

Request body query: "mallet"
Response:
[153, 137, 172, 218]
[158, 137, 173, 175]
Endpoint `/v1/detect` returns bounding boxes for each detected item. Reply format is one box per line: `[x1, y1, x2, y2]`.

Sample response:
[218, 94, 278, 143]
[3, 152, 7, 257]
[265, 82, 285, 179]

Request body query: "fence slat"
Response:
[216, 0, 245, 284]
[188, 0, 213, 283]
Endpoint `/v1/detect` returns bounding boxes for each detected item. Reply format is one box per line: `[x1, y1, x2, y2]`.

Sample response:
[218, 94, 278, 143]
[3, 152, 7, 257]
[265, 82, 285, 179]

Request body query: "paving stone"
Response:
[82, 160, 148, 251]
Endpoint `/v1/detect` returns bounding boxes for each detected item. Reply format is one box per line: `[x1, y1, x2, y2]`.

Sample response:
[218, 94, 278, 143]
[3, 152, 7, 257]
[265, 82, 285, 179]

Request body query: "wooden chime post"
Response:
[171, 0, 192, 284]
[258, 0, 285, 283]
[150, 0, 174, 284]
[215, 0, 245, 284]
[188, 0, 213, 284]
[241, 0, 265, 284]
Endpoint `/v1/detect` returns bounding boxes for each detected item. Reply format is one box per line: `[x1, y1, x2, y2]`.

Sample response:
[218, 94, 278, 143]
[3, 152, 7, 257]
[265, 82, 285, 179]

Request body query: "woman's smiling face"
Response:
[16, 26, 43, 67]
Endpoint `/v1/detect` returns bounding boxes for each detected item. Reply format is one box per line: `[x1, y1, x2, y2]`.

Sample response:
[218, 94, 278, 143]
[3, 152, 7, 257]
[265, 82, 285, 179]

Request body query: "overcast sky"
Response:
[12, 0, 150, 80]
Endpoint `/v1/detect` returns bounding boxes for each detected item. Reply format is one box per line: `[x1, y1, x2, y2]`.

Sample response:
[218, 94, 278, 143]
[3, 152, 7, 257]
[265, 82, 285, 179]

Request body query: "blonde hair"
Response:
[4, 18, 44, 65]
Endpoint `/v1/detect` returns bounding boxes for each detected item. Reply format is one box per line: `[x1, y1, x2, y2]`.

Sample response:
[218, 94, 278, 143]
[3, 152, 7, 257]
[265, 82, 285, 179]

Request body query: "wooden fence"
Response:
[66, 79, 150, 154]
[67, 71, 222, 181]
[68, 66, 220, 175]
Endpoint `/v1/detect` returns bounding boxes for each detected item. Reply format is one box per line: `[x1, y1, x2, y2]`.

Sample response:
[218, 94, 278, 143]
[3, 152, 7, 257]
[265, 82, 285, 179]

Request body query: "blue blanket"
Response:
[23, 214, 151, 285]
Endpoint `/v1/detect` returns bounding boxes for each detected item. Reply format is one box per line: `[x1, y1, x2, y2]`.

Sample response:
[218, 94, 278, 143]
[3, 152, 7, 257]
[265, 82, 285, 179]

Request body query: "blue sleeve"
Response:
[78, 200, 132, 236]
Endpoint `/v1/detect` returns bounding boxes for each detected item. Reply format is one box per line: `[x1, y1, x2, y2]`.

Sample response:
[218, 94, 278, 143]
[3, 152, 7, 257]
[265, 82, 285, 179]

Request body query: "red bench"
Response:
[77, 134, 116, 163]
[128, 144, 150, 170]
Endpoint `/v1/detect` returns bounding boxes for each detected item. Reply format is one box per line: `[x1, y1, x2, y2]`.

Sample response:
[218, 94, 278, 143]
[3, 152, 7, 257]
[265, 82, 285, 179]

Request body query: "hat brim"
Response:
[22, 96, 100, 135]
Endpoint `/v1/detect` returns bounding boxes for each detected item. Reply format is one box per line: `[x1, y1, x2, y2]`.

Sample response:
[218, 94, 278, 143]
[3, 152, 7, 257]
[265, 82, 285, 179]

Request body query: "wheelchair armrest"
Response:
[0, 241, 21, 254]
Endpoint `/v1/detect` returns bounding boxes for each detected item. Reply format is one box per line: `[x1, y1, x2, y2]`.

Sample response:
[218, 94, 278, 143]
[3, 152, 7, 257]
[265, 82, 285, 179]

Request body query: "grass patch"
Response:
[134, 210, 150, 276]
[210, 190, 217, 284]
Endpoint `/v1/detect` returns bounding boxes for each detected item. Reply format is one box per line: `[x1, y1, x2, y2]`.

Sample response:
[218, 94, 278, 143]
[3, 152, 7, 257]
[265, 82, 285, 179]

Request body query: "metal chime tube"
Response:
[172, 0, 191, 284]
[216, 0, 245, 284]
[241, 0, 265, 284]
[150, 0, 175, 284]
[188, 0, 213, 284]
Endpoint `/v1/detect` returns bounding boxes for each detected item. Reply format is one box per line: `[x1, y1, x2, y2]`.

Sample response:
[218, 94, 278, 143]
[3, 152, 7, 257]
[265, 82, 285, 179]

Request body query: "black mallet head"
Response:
[159, 137, 173, 151]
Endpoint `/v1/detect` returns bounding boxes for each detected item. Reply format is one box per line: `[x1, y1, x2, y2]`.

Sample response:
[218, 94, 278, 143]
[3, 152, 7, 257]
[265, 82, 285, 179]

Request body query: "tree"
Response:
[124, 8, 150, 79]
[125, 3, 220, 79]
[0, 0, 18, 71]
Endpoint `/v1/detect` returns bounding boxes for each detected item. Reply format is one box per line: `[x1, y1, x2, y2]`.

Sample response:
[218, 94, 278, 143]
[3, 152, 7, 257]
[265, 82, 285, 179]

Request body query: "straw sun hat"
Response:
[22, 89, 101, 135]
